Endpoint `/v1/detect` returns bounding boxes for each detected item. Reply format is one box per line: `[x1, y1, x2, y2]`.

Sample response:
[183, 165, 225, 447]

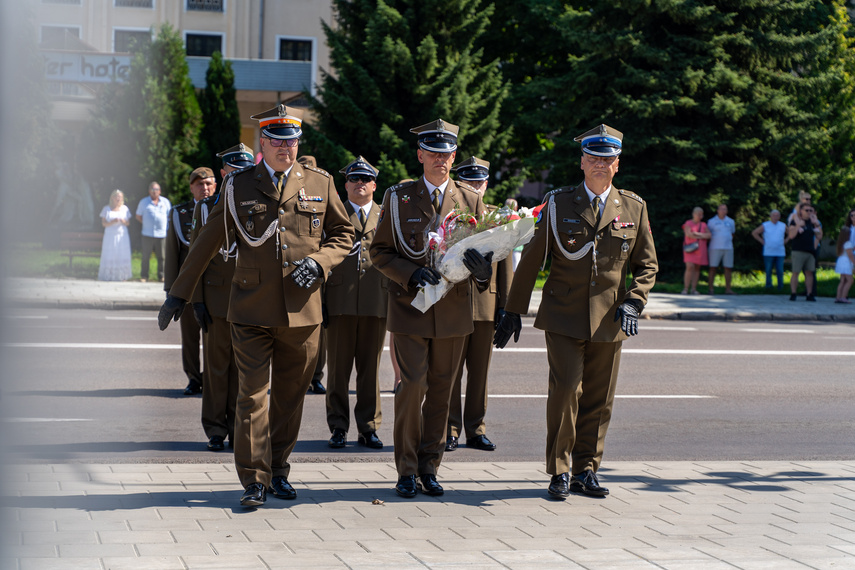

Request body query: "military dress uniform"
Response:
[190, 195, 238, 448]
[324, 199, 388, 441]
[370, 174, 487, 479]
[506, 178, 657, 486]
[166, 158, 353, 490]
[164, 199, 203, 391]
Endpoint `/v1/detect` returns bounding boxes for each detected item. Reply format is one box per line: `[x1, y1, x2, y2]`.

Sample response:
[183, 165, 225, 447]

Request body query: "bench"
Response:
[61, 232, 103, 267]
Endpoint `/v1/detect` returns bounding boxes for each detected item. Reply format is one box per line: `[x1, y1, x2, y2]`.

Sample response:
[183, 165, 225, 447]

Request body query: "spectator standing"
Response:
[788, 202, 823, 301]
[787, 190, 812, 224]
[707, 204, 736, 295]
[97, 189, 132, 281]
[681, 207, 710, 295]
[834, 209, 855, 303]
[750, 209, 788, 290]
[136, 181, 171, 282]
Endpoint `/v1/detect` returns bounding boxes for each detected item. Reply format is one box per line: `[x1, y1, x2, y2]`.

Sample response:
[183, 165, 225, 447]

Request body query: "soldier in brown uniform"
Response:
[164, 167, 216, 395]
[446, 157, 512, 453]
[158, 105, 354, 507]
[325, 156, 388, 450]
[189, 144, 254, 452]
[370, 119, 494, 498]
[495, 125, 657, 499]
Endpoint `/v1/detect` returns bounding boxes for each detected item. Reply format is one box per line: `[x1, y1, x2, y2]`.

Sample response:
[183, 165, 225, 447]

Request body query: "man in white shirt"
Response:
[707, 204, 736, 295]
[136, 181, 171, 282]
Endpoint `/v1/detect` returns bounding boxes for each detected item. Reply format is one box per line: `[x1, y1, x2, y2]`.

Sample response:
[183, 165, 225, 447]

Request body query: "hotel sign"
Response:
[42, 50, 132, 84]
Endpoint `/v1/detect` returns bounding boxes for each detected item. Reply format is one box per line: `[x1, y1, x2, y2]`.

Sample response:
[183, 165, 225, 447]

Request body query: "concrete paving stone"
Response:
[333, 552, 425, 569]
[411, 504, 495, 517]
[257, 552, 349, 568]
[430, 538, 513, 552]
[265, 517, 342, 531]
[98, 530, 175, 544]
[107, 464, 172, 473]
[775, 511, 855, 524]
[88, 509, 162, 521]
[11, 520, 57, 532]
[156, 507, 231, 520]
[16, 508, 91, 522]
[554, 547, 658, 566]
[58, 543, 137, 557]
[398, 515, 481, 529]
[313, 527, 401, 541]
[134, 542, 215, 556]
[19, 559, 102, 570]
[484, 549, 578, 564]
[448, 526, 531, 540]
[656, 561, 743, 570]
[732, 559, 830, 570]
[8, 482, 61, 493]
[351, 504, 436, 518]
[167, 463, 232, 473]
[196, 518, 274, 531]
[127, 519, 201, 531]
[245, 529, 321, 543]
[171, 529, 251, 543]
[355, 538, 442, 553]
[100, 556, 185, 569]
[147, 472, 215, 483]
[207, 541, 291, 555]
[380, 527, 461, 541]
[92, 472, 155, 484]
[22, 531, 97, 545]
[497, 537, 577, 551]
[565, 536, 655, 551]
[26, 472, 87, 484]
[4, 543, 59, 558]
[180, 554, 270, 569]
[283, 539, 368, 554]
[56, 520, 127, 532]
[412, 550, 506, 568]
[762, 543, 855, 561]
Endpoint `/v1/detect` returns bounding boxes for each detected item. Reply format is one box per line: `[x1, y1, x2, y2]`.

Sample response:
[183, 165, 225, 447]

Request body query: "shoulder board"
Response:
[180, 200, 195, 209]
[201, 194, 218, 206]
[386, 180, 417, 194]
[302, 164, 331, 178]
[456, 181, 480, 194]
[618, 189, 643, 204]
[225, 164, 253, 180]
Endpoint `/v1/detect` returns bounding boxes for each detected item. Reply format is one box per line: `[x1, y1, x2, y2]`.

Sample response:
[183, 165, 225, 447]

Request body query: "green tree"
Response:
[195, 51, 241, 182]
[302, 0, 518, 204]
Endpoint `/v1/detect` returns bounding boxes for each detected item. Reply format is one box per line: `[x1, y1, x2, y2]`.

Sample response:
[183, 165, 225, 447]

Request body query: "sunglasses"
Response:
[264, 137, 298, 148]
[347, 175, 375, 183]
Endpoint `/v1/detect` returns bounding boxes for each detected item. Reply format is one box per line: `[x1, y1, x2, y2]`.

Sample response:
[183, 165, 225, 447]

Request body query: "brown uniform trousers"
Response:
[165, 200, 202, 387]
[506, 184, 657, 476]
[447, 257, 512, 439]
[190, 197, 238, 442]
[324, 201, 388, 435]
[168, 161, 353, 488]
[370, 177, 486, 476]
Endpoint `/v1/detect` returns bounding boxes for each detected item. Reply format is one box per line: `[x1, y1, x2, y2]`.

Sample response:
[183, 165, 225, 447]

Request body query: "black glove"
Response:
[614, 301, 640, 336]
[462, 249, 493, 281]
[493, 311, 522, 348]
[494, 308, 506, 330]
[409, 266, 441, 288]
[291, 257, 322, 289]
[192, 302, 211, 333]
[158, 295, 186, 331]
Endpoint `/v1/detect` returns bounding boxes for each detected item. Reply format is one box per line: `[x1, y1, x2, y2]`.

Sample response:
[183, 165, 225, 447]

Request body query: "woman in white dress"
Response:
[834, 209, 855, 303]
[98, 189, 133, 281]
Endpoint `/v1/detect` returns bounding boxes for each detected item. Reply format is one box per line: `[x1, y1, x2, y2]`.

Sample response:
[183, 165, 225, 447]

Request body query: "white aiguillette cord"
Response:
[390, 191, 430, 260]
[201, 203, 236, 260]
[548, 194, 598, 275]
[225, 175, 281, 258]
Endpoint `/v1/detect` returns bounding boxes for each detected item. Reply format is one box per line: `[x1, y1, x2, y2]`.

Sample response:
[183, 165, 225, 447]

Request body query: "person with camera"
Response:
[788, 202, 823, 301]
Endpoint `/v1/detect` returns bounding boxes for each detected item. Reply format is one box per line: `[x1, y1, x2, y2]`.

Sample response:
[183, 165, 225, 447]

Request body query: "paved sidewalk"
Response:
[4, 461, 854, 569]
[3, 277, 854, 321]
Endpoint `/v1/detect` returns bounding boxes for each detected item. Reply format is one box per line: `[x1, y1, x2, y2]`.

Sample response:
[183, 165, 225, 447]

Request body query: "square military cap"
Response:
[574, 124, 623, 157]
[410, 118, 459, 153]
[216, 143, 255, 168]
[339, 155, 379, 178]
[451, 156, 490, 181]
[189, 166, 215, 184]
[251, 104, 303, 140]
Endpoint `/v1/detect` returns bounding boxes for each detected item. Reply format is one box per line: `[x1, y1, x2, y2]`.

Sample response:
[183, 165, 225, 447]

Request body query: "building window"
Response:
[279, 39, 312, 62]
[114, 29, 151, 53]
[187, 0, 223, 11]
[115, 0, 153, 7]
[185, 33, 222, 57]
[40, 25, 80, 45]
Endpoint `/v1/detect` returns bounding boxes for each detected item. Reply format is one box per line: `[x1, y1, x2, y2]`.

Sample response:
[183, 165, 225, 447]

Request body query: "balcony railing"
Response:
[187, 0, 223, 12]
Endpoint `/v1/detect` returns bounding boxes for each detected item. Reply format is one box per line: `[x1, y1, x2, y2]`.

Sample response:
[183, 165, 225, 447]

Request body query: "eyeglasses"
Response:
[347, 175, 375, 184]
[804, 208, 815, 213]
[264, 137, 298, 148]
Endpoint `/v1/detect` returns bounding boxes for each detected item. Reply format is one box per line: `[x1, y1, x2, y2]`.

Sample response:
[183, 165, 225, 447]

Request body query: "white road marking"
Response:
[3, 315, 48, 320]
[380, 394, 715, 399]
[104, 316, 156, 321]
[740, 328, 815, 334]
[2, 418, 93, 423]
[641, 326, 698, 331]
[5, 343, 181, 349]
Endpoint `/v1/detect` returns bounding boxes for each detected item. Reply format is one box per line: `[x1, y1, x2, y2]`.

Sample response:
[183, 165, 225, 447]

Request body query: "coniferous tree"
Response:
[303, 0, 517, 204]
[195, 51, 241, 182]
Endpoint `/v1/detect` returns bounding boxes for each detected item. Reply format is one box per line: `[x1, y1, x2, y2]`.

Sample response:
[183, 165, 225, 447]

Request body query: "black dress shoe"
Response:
[466, 434, 496, 451]
[358, 431, 383, 449]
[309, 379, 326, 394]
[547, 473, 570, 499]
[183, 380, 202, 395]
[268, 476, 297, 500]
[240, 483, 266, 507]
[445, 436, 458, 451]
[328, 428, 346, 448]
[570, 470, 609, 497]
[418, 474, 444, 496]
[207, 435, 225, 451]
[395, 475, 417, 498]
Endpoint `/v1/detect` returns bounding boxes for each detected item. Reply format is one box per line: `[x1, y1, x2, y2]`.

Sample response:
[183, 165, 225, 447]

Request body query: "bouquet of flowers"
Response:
[412, 205, 536, 313]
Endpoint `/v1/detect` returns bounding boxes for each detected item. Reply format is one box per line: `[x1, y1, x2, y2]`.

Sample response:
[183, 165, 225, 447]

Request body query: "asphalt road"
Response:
[1, 308, 853, 464]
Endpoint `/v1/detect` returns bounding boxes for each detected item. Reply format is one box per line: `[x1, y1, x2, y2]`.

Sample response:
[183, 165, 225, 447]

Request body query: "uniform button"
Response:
[362, 258, 367, 262]
[549, 289, 553, 294]
[282, 244, 288, 250]
[361, 269, 366, 275]
[312, 207, 317, 212]
[279, 209, 285, 215]
[591, 281, 596, 287]
[623, 234, 627, 238]
[283, 261, 289, 267]
[242, 279, 247, 283]
[279, 227, 286, 232]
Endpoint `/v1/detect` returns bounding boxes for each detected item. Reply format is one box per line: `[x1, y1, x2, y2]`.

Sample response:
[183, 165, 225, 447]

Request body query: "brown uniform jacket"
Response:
[324, 201, 388, 318]
[168, 161, 354, 328]
[189, 196, 236, 320]
[506, 184, 657, 341]
[164, 200, 196, 293]
[472, 257, 513, 322]
[370, 177, 486, 339]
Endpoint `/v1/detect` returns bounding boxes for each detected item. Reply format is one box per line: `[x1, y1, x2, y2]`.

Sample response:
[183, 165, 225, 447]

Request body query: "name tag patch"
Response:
[407, 218, 421, 223]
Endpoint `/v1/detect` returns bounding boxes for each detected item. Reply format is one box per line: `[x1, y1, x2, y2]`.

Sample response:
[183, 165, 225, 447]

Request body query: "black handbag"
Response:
[683, 241, 699, 253]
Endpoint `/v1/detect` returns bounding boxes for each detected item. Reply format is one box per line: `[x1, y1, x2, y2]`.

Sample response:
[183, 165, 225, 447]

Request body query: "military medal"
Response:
[622, 241, 630, 253]
[402, 195, 411, 203]
[568, 238, 576, 246]
[312, 217, 320, 229]
[246, 219, 254, 232]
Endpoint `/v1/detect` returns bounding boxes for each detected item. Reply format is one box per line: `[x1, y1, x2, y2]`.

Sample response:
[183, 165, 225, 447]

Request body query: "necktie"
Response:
[358, 208, 366, 227]
[592, 196, 602, 224]
[432, 188, 441, 212]
[274, 171, 285, 199]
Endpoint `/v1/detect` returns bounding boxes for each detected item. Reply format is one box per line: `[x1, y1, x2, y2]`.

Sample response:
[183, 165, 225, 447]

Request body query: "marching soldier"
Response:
[188, 144, 254, 451]
[325, 156, 388, 450]
[164, 167, 216, 396]
[495, 125, 657, 499]
[445, 157, 513, 453]
[158, 105, 354, 507]
[369, 119, 493, 498]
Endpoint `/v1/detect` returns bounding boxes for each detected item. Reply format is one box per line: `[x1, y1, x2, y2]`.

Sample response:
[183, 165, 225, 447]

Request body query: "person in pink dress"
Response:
[682, 207, 711, 294]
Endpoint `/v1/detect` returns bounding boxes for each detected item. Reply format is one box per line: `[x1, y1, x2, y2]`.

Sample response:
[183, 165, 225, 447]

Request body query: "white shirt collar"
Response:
[583, 182, 611, 204]
[262, 160, 293, 184]
[423, 176, 450, 197]
[348, 200, 372, 218]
